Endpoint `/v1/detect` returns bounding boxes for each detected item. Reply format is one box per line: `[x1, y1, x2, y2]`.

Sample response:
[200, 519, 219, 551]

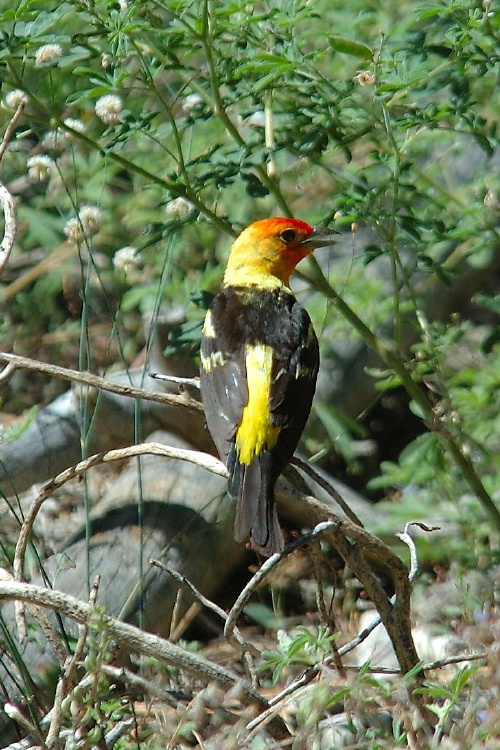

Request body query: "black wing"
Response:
[199, 308, 247, 463]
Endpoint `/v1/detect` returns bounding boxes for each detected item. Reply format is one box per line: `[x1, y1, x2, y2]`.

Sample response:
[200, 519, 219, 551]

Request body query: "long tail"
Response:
[227, 449, 284, 557]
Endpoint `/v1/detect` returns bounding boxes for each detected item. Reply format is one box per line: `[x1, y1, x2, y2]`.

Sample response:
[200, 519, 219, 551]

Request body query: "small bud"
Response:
[4, 89, 28, 109]
[351, 222, 358, 233]
[484, 188, 500, 213]
[165, 196, 192, 218]
[355, 70, 375, 86]
[4, 703, 23, 720]
[86, 726, 102, 744]
[333, 210, 343, 221]
[27, 154, 55, 182]
[102, 53, 112, 69]
[113, 246, 139, 274]
[35, 43, 63, 66]
[95, 93, 123, 124]
[63, 117, 86, 137]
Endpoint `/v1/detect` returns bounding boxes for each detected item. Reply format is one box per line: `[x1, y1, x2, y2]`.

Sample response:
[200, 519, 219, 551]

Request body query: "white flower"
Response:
[95, 94, 123, 124]
[78, 205, 102, 235]
[4, 89, 28, 109]
[35, 43, 63, 66]
[113, 246, 138, 274]
[63, 117, 86, 137]
[27, 154, 55, 181]
[247, 111, 265, 127]
[182, 93, 202, 114]
[63, 218, 85, 244]
[41, 128, 67, 154]
[165, 196, 192, 218]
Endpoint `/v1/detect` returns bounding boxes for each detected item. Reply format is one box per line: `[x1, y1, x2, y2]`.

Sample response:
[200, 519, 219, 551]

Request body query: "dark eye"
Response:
[280, 229, 296, 243]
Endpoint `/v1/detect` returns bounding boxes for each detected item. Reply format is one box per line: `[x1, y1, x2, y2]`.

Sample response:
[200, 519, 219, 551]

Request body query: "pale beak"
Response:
[302, 225, 340, 250]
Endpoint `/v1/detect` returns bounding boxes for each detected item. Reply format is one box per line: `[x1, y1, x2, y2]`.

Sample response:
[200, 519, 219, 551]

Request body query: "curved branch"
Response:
[0, 579, 288, 740]
[0, 182, 16, 275]
[13, 442, 227, 588]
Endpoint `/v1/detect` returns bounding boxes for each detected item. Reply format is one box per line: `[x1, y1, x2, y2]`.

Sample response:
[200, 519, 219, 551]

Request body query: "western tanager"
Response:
[200, 218, 336, 556]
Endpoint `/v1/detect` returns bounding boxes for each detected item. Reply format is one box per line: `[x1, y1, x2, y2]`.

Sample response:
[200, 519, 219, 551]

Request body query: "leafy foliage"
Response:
[1, 0, 500, 745]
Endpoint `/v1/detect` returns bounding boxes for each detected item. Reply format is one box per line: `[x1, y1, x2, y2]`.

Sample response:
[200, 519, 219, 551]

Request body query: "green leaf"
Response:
[328, 35, 373, 60]
[313, 401, 364, 464]
[4, 406, 38, 442]
[13, 3, 73, 38]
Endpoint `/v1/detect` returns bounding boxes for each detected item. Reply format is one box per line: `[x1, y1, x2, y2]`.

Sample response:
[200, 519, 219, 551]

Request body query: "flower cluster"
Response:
[113, 246, 139, 274]
[64, 205, 102, 245]
[4, 90, 28, 109]
[42, 129, 67, 154]
[165, 197, 192, 218]
[95, 94, 123, 125]
[27, 155, 55, 182]
[35, 44, 63, 66]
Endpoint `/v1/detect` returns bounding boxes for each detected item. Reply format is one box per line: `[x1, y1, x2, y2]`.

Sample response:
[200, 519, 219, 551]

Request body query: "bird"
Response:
[199, 217, 337, 556]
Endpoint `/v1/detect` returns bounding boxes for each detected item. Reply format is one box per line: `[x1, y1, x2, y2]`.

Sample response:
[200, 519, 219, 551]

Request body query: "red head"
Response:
[223, 217, 336, 288]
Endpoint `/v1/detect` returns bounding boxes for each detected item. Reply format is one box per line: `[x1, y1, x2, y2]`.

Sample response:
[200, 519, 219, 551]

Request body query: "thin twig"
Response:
[45, 579, 100, 748]
[151, 558, 260, 657]
[291, 456, 364, 527]
[103, 718, 136, 746]
[224, 521, 336, 643]
[149, 372, 200, 390]
[328, 522, 439, 663]
[101, 663, 187, 705]
[396, 521, 440, 582]
[0, 352, 203, 412]
[0, 100, 25, 162]
[340, 651, 485, 673]
[311, 542, 346, 677]
[0, 361, 16, 383]
[169, 601, 203, 642]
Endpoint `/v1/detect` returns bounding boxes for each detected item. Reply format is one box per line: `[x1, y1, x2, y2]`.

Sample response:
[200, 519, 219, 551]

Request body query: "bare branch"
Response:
[0, 352, 203, 412]
[0, 579, 289, 741]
